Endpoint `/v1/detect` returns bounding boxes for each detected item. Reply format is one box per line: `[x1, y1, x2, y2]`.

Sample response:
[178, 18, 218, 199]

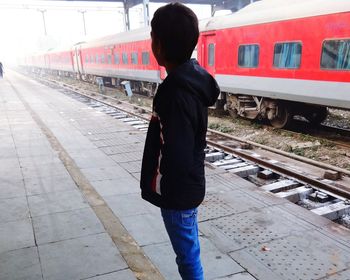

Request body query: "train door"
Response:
[72, 48, 78, 73]
[44, 54, 50, 70]
[202, 34, 216, 76]
[73, 46, 83, 78]
[70, 50, 75, 73]
[77, 46, 84, 75]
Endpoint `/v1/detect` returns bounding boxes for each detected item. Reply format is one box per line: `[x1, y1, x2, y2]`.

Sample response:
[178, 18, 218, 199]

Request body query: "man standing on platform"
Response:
[0, 62, 3, 78]
[140, 3, 220, 279]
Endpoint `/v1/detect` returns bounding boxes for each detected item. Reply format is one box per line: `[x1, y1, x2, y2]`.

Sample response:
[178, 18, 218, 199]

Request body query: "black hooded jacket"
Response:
[140, 59, 220, 210]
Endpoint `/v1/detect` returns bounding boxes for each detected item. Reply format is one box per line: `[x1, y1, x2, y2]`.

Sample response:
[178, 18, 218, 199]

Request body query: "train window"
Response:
[90, 55, 94, 63]
[131, 52, 138, 64]
[114, 53, 120, 64]
[122, 53, 128, 64]
[101, 54, 105, 64]
[321, 39, 350, 70]
[273, 42, 302, 69]
[208, 43, 215, 66]
[142, 52, 150, 65]
[85, 55, 89, 63]
[238, 44, 259, 68]
[107, 55, 112, 64]
[96, 54, 99, 64]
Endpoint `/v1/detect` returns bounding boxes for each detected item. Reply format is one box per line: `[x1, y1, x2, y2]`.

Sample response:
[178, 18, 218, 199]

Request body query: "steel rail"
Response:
[285, 120, 350, 150]
[206, 139, 350, 200]
[209, 128, 350, 177]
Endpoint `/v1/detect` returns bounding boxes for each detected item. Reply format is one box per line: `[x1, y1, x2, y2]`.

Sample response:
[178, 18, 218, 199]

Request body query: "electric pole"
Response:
[38, 9, 47, 36]
[78, 10, 87, 36]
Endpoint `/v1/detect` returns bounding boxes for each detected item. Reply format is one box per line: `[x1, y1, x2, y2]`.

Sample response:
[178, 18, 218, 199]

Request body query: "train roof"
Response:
[38, 0, 350, 52]
[78, 27, 150, 49]
[202, 0, 350, 31]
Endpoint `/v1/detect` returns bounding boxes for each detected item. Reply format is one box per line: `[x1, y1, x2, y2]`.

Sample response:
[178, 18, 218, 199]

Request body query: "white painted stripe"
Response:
[155, 116, 164, 195]
[40, 65, 73, 72]
[50, 65, 73, 72]
[159, 118, 164, 145]
[82, 67, 161, 83]
[155, 155, 162, 195]
[216, 74, 350, 109]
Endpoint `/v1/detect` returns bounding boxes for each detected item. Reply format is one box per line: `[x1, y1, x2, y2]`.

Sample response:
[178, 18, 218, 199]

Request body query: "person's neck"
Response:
[164, 62, 180, 73]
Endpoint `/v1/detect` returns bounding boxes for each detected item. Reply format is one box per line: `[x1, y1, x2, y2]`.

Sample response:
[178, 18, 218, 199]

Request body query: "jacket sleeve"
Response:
[158, 91, 197, 180]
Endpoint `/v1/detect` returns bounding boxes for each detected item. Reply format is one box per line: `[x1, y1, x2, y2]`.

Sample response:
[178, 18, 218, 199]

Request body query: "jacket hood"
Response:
[165, 59, 220, 107]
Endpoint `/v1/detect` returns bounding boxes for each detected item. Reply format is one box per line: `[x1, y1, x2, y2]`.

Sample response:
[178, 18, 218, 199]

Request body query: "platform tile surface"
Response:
[0, 247, 42, 280]
[143, 236, 246, 280]
[0, 75, 133, 280]
[230, 230, 350, 280]
[38, 233, 127, 280]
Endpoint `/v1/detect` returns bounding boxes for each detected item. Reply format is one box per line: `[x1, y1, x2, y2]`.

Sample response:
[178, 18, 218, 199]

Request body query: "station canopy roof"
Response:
[47, 0, 256, 12]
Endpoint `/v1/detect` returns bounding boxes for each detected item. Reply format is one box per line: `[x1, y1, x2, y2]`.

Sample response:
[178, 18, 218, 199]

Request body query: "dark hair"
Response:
[151, 2, 199, 64]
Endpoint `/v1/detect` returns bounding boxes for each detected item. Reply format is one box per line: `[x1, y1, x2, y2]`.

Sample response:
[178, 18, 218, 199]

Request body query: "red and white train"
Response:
[23, 0, 350, 128]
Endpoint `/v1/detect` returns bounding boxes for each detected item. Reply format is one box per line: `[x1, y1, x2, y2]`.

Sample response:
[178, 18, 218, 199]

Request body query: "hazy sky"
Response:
[0, 0, 224, 64]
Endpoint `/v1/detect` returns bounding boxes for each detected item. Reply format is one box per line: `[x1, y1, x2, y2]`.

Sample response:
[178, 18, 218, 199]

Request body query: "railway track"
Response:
[287, 119, 350, 150]
[25, 71, 350, 228]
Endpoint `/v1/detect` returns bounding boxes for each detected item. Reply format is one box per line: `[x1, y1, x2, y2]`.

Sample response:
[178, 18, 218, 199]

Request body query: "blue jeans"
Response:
[161, 208, 203, 280]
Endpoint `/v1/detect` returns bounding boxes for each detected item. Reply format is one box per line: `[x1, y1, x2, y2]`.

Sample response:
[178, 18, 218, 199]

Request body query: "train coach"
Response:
[23, 0, 350, 128]
[199, 0, 350, 127]
[26, 27, 162, 96]
[73, 28, 165, 95]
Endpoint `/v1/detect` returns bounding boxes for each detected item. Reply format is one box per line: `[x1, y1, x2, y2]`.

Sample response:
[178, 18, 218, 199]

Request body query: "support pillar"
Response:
[143, 0, 150, 26]
[123, 1, 130, 31]
[38, 9, 47, 36]
[237, 0, 244, 10]
[211, 4, 215, 17]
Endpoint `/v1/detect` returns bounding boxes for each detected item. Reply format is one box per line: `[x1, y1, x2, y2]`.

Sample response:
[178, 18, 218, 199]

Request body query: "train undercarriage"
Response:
[81, 75, 158, 97]
[223, 93, 328, 128]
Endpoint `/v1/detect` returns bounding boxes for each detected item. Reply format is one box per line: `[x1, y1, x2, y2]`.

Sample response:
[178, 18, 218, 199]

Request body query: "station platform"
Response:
[1, 70, 350, 280]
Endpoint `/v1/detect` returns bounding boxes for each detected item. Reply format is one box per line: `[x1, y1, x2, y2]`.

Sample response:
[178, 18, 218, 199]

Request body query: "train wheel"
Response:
[228, 108, 238, 118]
[305, 107, 328, 125]
[270, 105, 291, 128]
